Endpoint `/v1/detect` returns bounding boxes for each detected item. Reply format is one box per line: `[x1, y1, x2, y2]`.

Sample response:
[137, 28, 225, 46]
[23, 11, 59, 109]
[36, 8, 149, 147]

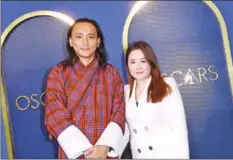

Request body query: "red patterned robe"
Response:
[45, 58, 125, 159]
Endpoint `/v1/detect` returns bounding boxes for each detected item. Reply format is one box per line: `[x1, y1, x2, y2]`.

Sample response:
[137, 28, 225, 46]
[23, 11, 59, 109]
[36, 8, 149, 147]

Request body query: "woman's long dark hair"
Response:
[62, 18, 108, 67]
[125, 41, 172, 103]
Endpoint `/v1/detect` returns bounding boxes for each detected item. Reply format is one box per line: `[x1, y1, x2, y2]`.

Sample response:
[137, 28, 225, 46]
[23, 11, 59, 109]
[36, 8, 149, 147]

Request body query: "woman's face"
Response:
[128, 49, 151, 81]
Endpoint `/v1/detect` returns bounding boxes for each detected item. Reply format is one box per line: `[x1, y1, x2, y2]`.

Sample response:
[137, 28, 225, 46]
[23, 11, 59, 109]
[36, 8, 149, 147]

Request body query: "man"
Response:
[45, 18, 125, 159]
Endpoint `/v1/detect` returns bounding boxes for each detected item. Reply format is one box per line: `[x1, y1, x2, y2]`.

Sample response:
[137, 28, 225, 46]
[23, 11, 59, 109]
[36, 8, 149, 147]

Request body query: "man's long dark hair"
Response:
[62, 18, 108, 67]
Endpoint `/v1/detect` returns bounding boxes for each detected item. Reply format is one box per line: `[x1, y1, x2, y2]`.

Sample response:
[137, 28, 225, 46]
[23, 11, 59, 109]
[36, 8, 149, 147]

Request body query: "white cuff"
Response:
[57, 125, 93, 159]
[95, 122, 123, 157]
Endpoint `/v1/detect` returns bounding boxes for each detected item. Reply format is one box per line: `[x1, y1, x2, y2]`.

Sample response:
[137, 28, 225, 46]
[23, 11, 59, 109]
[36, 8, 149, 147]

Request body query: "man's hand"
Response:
[84, 147, 94, 157]
[85, 145, 109, 159]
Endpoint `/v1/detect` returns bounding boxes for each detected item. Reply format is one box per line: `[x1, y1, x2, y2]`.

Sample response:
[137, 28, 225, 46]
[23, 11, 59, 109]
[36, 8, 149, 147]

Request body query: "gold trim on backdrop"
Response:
[203, 1, 233, 97]
[122, 1, 148, 53]
[1, 10, 74, 158]
[122, 1, 233, 96]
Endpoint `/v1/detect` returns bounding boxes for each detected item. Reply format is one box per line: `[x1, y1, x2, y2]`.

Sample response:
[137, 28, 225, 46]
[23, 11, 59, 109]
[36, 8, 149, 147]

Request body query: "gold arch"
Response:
[122, 1, 233, 96]
[1, 10, 74, 158]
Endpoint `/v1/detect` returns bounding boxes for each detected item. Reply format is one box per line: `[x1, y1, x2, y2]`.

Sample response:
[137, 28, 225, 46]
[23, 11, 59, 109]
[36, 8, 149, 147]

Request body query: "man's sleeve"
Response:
[95, 68, 126, 157]
[45, 66, 93, 159]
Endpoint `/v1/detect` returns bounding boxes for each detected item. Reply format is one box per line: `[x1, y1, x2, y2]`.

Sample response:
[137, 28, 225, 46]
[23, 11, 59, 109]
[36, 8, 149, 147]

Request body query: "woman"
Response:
[45, 18, 125, 159]
[120, 41, 189, 159]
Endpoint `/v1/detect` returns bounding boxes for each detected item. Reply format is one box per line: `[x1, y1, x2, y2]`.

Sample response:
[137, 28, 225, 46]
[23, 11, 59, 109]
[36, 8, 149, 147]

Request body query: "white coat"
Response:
[119, 77, 189, 159]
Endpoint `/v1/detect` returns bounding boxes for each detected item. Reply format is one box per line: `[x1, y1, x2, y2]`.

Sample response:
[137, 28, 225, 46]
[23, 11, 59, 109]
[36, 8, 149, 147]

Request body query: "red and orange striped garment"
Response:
[45, 58, 125, 158]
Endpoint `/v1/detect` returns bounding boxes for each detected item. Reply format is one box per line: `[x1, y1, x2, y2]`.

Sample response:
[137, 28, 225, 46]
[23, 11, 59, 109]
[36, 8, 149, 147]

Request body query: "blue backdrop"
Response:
[1, 1, 233, 159]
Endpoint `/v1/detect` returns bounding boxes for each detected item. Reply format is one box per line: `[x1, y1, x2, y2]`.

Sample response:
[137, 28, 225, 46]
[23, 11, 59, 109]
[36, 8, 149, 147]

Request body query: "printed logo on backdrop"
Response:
[123, 1, 233, 158]
[1, 11, 74, 158]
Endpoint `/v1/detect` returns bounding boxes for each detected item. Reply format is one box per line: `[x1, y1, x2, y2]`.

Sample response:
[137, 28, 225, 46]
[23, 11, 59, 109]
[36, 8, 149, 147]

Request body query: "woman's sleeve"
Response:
[166, 77, 190, 159]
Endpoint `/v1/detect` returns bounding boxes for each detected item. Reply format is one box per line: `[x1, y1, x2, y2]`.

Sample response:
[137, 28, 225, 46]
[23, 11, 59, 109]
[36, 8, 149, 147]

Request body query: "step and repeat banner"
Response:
[1, 1, 233, 159]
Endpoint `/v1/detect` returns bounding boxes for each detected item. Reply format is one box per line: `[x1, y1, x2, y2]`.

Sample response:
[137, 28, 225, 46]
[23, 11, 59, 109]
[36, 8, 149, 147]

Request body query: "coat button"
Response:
[133, 129, 137, 133]
[144, 126, 149, 131]
[149, 146, 153, 150]
[137, 148, 141, 153]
